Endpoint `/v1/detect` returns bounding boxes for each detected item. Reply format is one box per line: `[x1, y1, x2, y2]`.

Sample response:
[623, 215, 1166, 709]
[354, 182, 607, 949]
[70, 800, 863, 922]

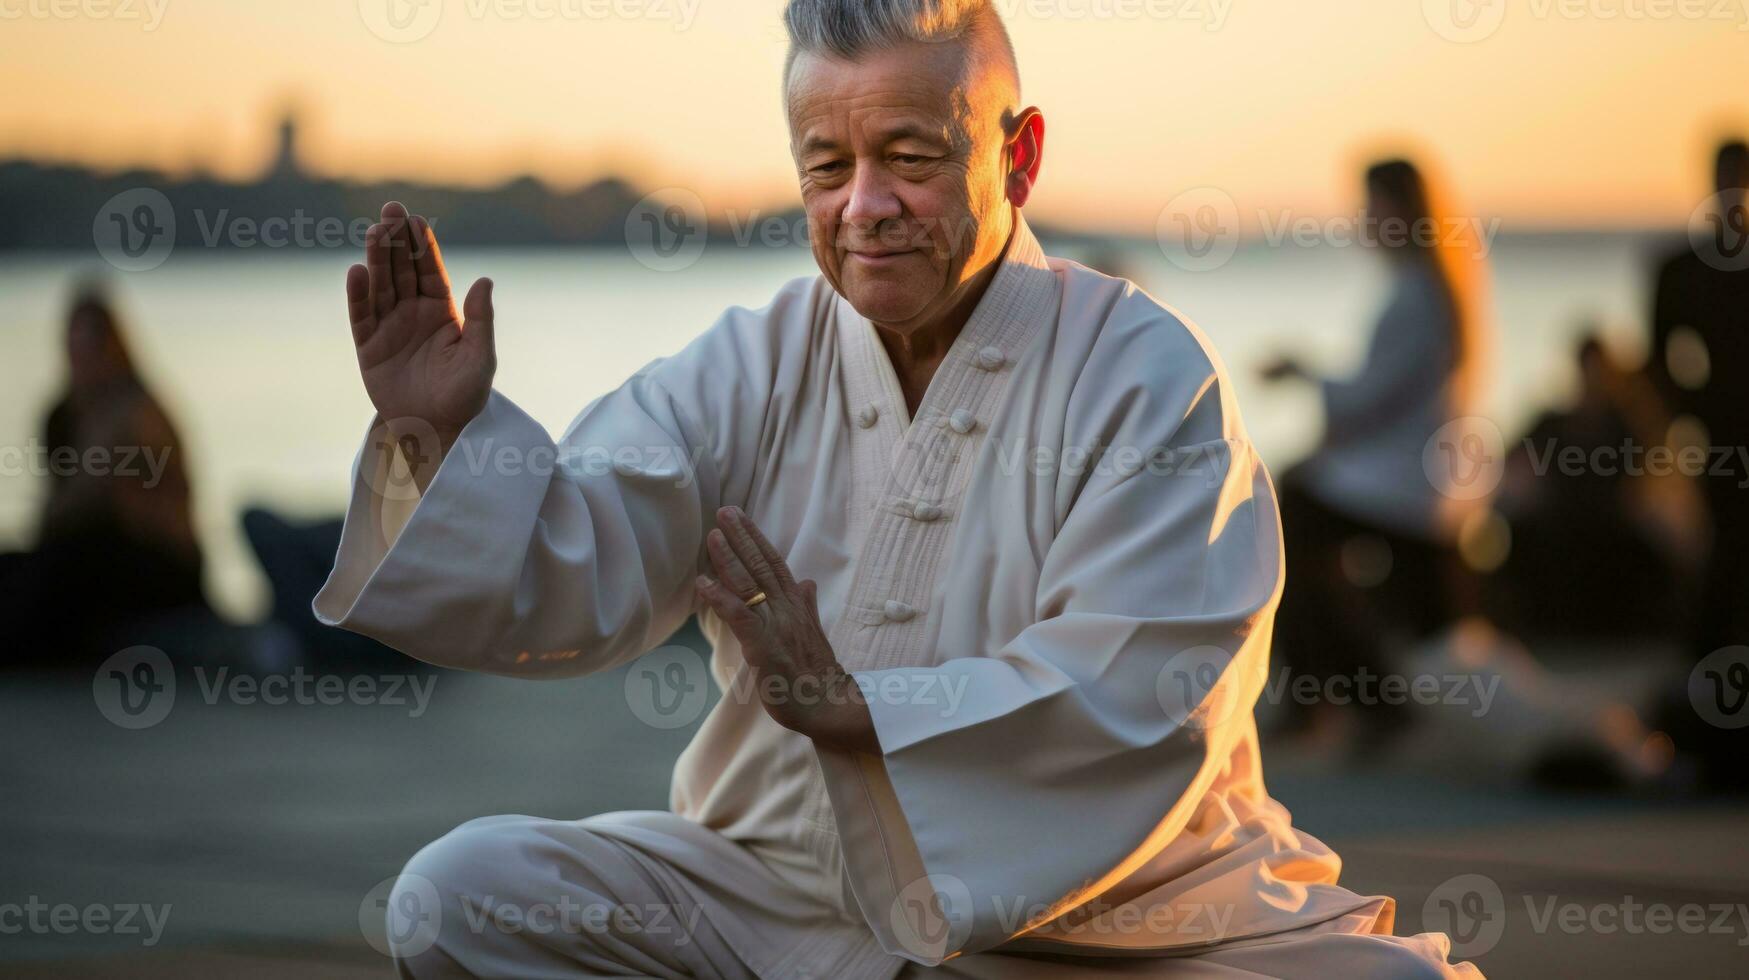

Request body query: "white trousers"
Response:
[386, 811, 1481, 979]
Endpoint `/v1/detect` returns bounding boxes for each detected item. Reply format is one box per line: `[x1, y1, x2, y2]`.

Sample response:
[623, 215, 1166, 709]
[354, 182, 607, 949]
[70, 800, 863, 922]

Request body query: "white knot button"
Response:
[910, 502, 944, 522]
[855, 405, 880, 428]
[975, 346, 1007, 371]
[883, 599, 918, 623]
[948, 409, 977, 434]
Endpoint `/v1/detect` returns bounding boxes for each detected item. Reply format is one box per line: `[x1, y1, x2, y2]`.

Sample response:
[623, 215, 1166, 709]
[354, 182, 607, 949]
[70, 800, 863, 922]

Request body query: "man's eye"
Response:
[810, 161, 846, 176]
[892, 155, 928, 166]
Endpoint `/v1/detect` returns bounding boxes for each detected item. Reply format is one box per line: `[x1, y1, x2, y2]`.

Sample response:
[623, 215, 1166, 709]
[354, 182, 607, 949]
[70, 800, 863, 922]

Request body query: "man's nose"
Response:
[842, 165, 903, 230]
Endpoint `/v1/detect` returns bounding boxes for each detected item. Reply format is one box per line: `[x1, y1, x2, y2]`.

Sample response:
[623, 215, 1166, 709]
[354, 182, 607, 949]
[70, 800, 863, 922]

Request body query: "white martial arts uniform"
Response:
[316, 216, 1482, 978]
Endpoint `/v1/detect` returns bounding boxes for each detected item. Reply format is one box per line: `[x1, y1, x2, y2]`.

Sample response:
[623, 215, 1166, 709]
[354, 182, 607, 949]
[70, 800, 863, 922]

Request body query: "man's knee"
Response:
[387, 816, 565, 974]
[386, 814, 680, 977]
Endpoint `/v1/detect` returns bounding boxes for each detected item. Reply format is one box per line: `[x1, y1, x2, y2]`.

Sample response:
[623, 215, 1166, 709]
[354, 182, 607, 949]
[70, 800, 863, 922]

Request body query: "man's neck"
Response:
[873, 223, 1016, 416]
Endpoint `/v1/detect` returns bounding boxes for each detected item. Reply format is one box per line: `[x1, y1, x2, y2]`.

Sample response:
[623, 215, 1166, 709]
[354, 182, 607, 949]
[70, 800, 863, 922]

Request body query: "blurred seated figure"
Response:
[1486, 331, 1702, 641]
[1260, 158, 1491, 741]
[0, 287, 211, 669]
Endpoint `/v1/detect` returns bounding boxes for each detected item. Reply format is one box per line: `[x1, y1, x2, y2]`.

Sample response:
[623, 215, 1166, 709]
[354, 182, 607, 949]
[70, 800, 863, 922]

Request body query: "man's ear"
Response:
[1005, 107, 1045, 208]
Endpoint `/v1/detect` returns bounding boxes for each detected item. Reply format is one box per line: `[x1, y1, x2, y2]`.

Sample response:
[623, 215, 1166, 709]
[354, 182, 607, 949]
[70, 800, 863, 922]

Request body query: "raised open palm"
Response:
[345, 201, 495, 453]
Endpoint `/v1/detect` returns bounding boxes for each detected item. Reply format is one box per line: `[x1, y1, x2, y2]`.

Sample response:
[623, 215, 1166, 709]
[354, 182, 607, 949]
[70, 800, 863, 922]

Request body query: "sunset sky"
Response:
[3, 0, 1746, 232]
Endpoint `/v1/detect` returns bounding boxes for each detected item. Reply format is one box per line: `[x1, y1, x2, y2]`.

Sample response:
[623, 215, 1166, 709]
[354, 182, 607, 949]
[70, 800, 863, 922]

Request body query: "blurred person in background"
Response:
[1488, 330, 1701, 642]
[0, 287, 209, 669]
[1261, 157, 1492, 744]
[1648, 139, 1749, 659]
[1646, 138, 1749, 792]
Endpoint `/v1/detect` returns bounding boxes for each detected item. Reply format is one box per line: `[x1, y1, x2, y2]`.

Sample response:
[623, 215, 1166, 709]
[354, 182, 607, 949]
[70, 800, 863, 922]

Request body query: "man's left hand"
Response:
[695, 506, 879, 754]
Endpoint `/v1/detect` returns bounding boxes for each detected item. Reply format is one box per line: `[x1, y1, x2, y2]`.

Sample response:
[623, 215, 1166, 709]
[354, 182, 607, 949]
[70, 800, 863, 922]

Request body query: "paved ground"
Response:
[5, 632, 1747, 978]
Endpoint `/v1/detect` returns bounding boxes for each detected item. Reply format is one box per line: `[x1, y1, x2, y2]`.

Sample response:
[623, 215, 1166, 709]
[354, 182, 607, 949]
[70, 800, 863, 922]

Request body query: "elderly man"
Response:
[319, 1, 1480, 976]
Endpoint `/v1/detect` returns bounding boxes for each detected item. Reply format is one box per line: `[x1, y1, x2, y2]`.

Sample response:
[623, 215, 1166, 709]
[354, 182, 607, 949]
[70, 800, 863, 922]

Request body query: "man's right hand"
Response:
[346, 201, 496, 485]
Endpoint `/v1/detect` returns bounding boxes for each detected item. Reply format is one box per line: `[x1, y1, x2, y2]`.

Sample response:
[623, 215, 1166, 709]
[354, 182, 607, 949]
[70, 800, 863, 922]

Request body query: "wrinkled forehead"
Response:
[785, 41, 996, 148]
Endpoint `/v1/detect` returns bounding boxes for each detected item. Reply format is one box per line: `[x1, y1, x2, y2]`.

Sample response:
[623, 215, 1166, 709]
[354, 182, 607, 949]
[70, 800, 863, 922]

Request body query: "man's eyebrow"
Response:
[796, 122, 954, 158]
[797, 134, 842, 157]
[879, 122, 952, 146]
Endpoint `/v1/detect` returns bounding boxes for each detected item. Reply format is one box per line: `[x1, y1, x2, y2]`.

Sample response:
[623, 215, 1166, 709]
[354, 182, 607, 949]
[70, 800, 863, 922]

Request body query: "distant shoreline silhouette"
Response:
[0, 115, 1696, 255]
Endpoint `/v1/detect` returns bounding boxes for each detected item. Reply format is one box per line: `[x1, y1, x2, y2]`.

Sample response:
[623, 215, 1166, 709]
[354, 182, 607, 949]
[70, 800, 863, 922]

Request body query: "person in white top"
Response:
[319, 2, 1482, 976]
[1261, 158, 1492, 741]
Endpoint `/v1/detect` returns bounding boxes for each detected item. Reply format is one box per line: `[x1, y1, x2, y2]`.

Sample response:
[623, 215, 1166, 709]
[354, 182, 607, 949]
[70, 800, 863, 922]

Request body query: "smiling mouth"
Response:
[848, 249, 916, 260]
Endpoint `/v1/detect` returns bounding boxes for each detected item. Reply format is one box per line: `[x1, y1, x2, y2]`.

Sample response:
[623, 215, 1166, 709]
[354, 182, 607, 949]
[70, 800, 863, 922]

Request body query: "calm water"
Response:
[0, 235, 1664, 618]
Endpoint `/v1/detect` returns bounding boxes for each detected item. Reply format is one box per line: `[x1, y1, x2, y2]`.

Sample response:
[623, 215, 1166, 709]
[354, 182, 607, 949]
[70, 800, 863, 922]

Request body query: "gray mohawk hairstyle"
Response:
[781, 0, 1018, 91]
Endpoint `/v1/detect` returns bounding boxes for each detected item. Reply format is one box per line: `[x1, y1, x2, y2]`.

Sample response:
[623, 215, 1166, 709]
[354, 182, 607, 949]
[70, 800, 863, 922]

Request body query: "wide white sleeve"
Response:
[311, 306, 785, 678]
[816, 374, 1284, 962]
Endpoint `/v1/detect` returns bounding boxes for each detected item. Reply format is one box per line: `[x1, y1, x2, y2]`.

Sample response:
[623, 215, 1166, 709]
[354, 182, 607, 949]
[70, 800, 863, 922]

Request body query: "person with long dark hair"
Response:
[1261, 157, 1493, 741]
[0, 287, 208, 668]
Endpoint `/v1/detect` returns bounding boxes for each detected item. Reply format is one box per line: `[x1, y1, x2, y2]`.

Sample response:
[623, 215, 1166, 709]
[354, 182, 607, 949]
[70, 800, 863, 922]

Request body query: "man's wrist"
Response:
[818, 669, 880, 754]
[383, 418, 461, 495]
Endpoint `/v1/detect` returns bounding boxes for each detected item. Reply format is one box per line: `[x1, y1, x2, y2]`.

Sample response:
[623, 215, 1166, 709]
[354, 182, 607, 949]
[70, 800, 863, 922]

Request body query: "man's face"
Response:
[787, 40, 1016, 332]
